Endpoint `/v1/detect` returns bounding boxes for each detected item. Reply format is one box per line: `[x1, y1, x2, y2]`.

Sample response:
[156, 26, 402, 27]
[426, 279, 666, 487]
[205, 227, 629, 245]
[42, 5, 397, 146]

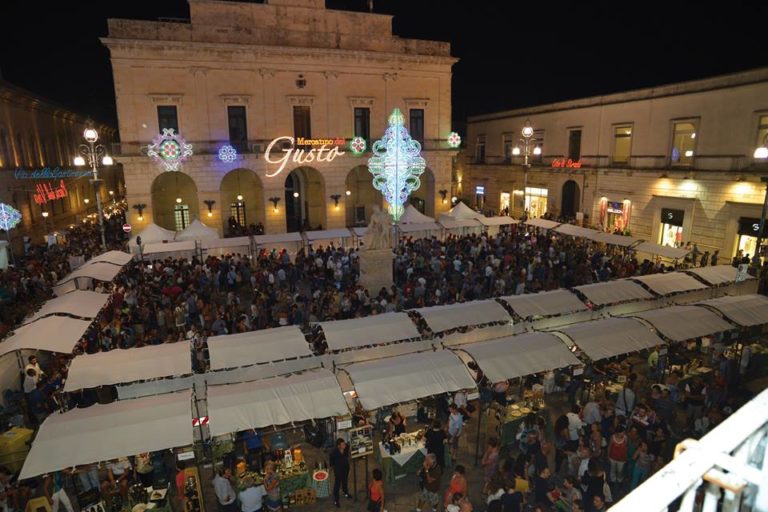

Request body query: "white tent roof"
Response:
[631, 272, 709, 296]
[344, 350, 476, 410]
[500, 290, 588, 319]
[318, 313, 421, 351]
[685, 265, 752, 285]
[207, 326, 313, 370]
[629, 306, 734, 342]
[207, 369, 348, 435]
[24, 291, 110, 325]
[696, 294, 768, 327]
[175, 219, 219, 241]
[204, 357, 323, 387]
[86, 251, 134, 266]
[478, 216, 517, 226]
[63, 343, 193, 392]
[131, 223, 176, 245]
[586, 232, 639, 248]
[143, 240, 196, 256]
[415, 300, 511, 333]
[574, 279, 655, 306]
[458, 332, 582, 383]
[400, 204, 436, 224]
[399, 222, 442, 233]
[19, 391, 192, 480]
[439, 218, 483, 230]
[0, 316, 91, 358]
[253, 233, 303, 245]
[524, 218, 560, 230]
[557, 317, 665, 361]
[57, 262, 123, 285]
[441, 201, 483, 220]
[635, 242, 690, 260]
[305, 229, 354, 242]
[554, 224, 600, 238]
[203, 236, 251, 250]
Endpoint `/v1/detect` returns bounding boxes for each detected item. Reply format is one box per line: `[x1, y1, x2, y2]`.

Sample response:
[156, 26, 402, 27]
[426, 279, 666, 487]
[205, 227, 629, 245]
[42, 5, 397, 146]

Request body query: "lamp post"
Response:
[74, 128, 113, 250]
[512, 119, 541, 216]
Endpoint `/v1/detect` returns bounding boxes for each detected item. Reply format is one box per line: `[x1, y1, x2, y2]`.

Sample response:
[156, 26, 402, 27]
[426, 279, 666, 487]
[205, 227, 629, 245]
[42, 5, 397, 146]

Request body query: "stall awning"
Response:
[415, 300, 511, 334]
[574, 280, 654, 306]
[439, 219, 483, 230]
[63, 343, 193, 392]
[631, 272, 708, 296]
[203, 236, 251, 250]
[685, 265, 752, 286]
[253, 233, 303, 245]
[635, 242, 690, 260]
[57, 262, 123, 285]
[696, 294, 768, 327]
[400, 222, 442, 233]
[0, 316, 91, 358]
[304, 229, 354, 242]
[628, 306, 734, 342]
[19, 391, 192, 480]
[86, 251, 134, 266]
[207, 369, 348, 436]
[207, 326, 312, 371]
[478, 216, 517, 226]
[457, 332, 581, 383]
[500, 290, 587, 319]
[143, 240, 196, 256]
[554, 224, 600, 238]
[344, 350, 476, 410]
[586, 232, 640, 248]
[318, 313, 421, 351]
[23, 290, 110, 325]
[524, 218, 560, 230]
[556, 317, 665, 361]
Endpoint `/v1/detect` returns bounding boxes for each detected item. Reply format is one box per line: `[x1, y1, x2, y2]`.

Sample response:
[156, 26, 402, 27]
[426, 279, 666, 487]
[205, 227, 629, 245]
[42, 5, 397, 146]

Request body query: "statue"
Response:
[365, 205, 392, 250]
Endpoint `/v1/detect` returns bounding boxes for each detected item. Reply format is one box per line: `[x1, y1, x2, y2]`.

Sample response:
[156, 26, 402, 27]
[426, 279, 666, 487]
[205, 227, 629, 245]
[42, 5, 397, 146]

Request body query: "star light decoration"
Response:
[447, 131, 462, 148]
[367, 108, 426, 222]
[147, 129, 193, 171]
[218, 144, 238, 163]
[349, 136, 367, 156]
[0, 203, 22, 231]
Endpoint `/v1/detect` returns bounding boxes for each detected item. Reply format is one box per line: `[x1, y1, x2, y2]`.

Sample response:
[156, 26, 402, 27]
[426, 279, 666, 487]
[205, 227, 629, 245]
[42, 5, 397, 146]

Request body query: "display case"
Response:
[348, 425, 373, 459]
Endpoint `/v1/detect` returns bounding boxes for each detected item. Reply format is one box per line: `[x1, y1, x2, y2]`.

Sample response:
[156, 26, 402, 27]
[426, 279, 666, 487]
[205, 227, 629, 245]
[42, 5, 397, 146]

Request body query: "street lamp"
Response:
[74, 127, 113, 250]
[512, 119, 541, 215]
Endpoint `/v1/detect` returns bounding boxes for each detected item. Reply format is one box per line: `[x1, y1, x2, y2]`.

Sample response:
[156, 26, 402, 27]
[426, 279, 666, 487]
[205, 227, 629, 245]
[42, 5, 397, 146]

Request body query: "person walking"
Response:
[416, 453, 443, 512]
[213, 466, 238, 512]
[367, 469, 384, 512]
[329, 438, 351, 507]
[425, 420, 448, 469]
[607, 426, 628, 484]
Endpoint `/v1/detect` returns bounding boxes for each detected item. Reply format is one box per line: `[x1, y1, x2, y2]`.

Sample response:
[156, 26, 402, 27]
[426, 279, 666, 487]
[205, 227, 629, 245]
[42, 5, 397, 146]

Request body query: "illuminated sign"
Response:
[551, 158, 582, 169]
[475, 186, 485, 195]
[14, 167, 92, 179]
[33, 180, 68, 205]
[264, 136, 346, 177]
[147, 129, 193, 172]
[218, 144, 237, 163]
[0, 203, 22, 231]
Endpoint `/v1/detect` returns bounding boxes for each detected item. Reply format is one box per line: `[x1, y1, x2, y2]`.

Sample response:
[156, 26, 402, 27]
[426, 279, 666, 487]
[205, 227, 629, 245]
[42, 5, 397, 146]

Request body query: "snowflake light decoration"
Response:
[218, 144, 238, 163]
[0, 203, 22, 231]
[447, 131, 462, 148]
[367, 108, 426, 222]
[349, 136, 367, 156]
[147, 129, 193, 171]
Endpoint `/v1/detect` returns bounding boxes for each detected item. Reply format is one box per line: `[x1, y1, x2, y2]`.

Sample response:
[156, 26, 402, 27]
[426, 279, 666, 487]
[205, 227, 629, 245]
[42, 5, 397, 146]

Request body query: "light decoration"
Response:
[147, 129, 193, 171]
[349, 137, 367, 155]
[367, 108, 426, 222]
[447, 131, 462, 148]
[0, 203, 22, 231]
[218, 144, 238, 163]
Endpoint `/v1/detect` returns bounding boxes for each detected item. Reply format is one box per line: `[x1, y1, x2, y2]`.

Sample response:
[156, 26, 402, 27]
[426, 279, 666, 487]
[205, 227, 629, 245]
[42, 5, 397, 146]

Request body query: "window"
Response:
[756, 115, 768, 149]
[409, 109, 424, 145]
[293, 106, 311, 140]
[568, 129, 582, 161]
[230, 202, 246, 228]
[16, 134, 25, 167]
[534, 129, 544, 163]
[227, 106, 248, 145]
[157, 105, 179, 133]
[502, 133, 515, 162]
[174, 204, 190, 231]
[475, 135, 486, 162]
[28, 135, 37, 167]
[0, 130, 10, 168]
[612, 125, 632, 164]
[671, 121, 697, 165]
[354, 107, 370, 141]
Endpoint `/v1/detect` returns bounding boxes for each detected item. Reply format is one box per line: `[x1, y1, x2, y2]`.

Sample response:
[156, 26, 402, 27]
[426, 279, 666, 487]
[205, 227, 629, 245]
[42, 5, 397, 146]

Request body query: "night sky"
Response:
[1, 0, 767, 129]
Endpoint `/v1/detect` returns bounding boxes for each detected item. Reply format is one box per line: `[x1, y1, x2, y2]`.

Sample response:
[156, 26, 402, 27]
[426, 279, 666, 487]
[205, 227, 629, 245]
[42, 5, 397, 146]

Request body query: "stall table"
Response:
[377, 432, 426, 483]
[237, 467, 311, 498]
[497, 401, 545, 448]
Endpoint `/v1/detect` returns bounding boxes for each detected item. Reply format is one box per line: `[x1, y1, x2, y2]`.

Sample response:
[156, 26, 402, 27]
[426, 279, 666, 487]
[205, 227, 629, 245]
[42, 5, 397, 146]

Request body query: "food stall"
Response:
[378, 430, 427, 482]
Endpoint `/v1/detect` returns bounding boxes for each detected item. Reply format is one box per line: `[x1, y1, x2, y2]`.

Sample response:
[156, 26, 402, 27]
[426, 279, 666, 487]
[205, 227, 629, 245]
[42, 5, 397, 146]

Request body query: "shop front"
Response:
[598, 198, 632, 233]
[525, 187, 548, 218]
[659, 208, 685, 248]
[736, 217, 767, 261]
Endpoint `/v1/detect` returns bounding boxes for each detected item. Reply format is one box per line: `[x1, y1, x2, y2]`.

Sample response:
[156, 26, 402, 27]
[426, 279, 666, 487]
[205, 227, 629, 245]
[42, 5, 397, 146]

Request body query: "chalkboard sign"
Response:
[348, 425, 373, 459]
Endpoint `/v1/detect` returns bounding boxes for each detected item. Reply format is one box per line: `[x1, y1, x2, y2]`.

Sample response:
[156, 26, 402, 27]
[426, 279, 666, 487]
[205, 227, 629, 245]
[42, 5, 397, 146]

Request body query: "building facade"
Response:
[462, 67, 768, 260]
[0, 80, 120, 247]
[104, 0, 457, 236]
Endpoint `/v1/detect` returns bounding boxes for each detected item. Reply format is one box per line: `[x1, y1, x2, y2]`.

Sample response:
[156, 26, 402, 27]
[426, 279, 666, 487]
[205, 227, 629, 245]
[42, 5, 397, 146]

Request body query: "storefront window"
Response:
[612, 125, 632, 164]
[671, 121, 697, 165]
[736, 217, 767, 261]
[500, 192, 511, 214]
[525, 187, 548, 218]
[659, 208, 684, 247]
[757, 115, 768, 149]
[606, 201, 625, 232]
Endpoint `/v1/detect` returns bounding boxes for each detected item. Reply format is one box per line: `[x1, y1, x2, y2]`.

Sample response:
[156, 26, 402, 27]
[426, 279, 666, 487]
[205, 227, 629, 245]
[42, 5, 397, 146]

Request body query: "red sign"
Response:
[551, 158, 582, 169]
[192, 416, 209, 427]
[33, 180, 68, 205]
[122, 224, 132, 233]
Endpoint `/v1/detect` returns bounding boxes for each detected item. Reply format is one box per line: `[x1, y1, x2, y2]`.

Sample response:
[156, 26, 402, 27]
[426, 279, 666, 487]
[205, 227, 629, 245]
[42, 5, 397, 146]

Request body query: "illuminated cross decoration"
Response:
[0, 203, 22, 231]
[367, 108, 426, 222]
[147, 129, 193, 171]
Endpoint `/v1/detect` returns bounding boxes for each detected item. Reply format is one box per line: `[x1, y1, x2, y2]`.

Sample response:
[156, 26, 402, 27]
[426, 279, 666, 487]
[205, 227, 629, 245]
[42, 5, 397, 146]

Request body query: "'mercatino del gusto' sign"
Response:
[264, 136, 346, 177]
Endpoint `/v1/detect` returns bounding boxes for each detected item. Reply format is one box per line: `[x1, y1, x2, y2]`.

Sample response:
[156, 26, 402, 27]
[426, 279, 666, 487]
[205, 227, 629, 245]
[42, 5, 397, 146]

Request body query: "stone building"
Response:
[103, 0, 457, 235]
[462, 67, 768, 260]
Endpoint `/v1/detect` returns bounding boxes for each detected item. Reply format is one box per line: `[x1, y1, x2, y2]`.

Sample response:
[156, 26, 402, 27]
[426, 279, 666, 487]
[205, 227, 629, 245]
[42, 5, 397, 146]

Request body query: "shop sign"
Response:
[551, 158, 582, 169]
[738, 217, 768, 237]
[33, 180, 68, 205]
[475, 186, 485, 195]
[264, 136, 346, 178]
[606, 201, 623, 214]
[660, 208, 684, 227]
[14, 167, 92, 179]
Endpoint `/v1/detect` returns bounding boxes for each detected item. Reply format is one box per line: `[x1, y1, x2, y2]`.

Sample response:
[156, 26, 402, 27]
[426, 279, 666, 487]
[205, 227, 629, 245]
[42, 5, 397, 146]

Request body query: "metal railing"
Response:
[611, 387, 768, 512]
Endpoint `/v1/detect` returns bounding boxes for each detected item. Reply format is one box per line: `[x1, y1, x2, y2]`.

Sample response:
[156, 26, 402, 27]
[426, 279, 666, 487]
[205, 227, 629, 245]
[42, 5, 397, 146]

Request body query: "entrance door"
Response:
[561, 180, 579, 219]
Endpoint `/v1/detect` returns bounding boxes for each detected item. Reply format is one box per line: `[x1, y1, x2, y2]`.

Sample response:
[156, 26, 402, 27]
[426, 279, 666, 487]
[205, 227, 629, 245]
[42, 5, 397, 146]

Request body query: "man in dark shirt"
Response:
[424, 421, 447, 468]
[416, 454, 442, 512]
[328, 438, 351, 507]
[501, 486, 524, 512]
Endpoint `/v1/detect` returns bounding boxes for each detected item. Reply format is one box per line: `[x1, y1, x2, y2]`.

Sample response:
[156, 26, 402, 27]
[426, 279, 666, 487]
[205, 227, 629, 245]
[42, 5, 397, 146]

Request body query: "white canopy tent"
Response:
[57, 262, 123, 286]
[439, 218, 484, 231]
[24, 290, 109, 325]
[524, 218, 560, 230]
[500, 290, 588, 319]
[253, 233, 303, 255]
[553, 224, 600, 238]
[477, 216, 517, 227]
[631, 272, 709, 296]
[142, 240, 196, 259]
[415, 300, 511, 334]
[628, 306, 734, 343]
[207, 369, 348, 436]
[86, 251, 134, 266]
[63, 343, 193, 392]
[0, 316, 92, 358]
[304, 229, 355, 248]
[317, 313, 421, 351]
[456, 332, 582, 383]
[19, 391, 192, 480]
[130, 223, 176, 246]
[204, 357, 323, 387]
[574, 280, 655, 306]
[175, 219, 219, 241]
[685, 265, 752, 286]
[399, 222, 443, 236]
[343, 350, 476, 410]
[440, 202, 483, 220]
[401, 204, 436, 224]
[207, 326, 313, 371]
[634, 242, 690, 260]
[696, 294, 768, 327]
[203, 236, 252, 257]
[556, 317, 665, 361]
[585, 232, 640, 248]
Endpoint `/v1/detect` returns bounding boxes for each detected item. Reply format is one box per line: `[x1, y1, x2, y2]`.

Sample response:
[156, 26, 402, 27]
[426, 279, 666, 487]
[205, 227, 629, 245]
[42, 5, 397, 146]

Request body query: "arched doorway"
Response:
[284, 167, 325, 232]
[345, 165, 380, 226]
[220, 169, 264, 235]
[151, 172, 200, 231]
[409, 167, 436, 217]
[561, 180, 580, 219]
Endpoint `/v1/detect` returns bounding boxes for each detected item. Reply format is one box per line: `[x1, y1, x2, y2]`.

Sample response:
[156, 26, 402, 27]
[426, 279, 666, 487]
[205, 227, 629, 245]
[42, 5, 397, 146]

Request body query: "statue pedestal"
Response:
[358, 248, 394, 295]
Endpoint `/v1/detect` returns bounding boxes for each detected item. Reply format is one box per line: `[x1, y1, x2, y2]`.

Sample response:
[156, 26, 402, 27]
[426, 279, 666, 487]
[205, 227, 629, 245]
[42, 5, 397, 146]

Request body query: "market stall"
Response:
[54, 261, 125, 295]
[317, 312, 421, 352]
[203, 236, 252, 258]
[22, 290, 110, 325]
[478, 216, 517, 237]
[523, 218, 560, 230]
[685, 265, 758, 296]
[499, 289, 590, 330]
[553, 223, 600, 239]
[585, 231, 640, 248]
[634, 241, 691, 262]
[631, 272, 709, 302]
[573, 279, 656, 315]
[304, 229, 356, 249]
[696, 294, 768, 328]
[175, 219, 219, 241]
[0, 316, 92, 358]
[555, 317, 665, 362]
[142, 240, 197, 260]
[415, 300, 513, 346]
[253, 232, 303, 257]
[628, 305, 734, 344]
[207, 326, 313, 370]
[85, 250, 134, 266]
